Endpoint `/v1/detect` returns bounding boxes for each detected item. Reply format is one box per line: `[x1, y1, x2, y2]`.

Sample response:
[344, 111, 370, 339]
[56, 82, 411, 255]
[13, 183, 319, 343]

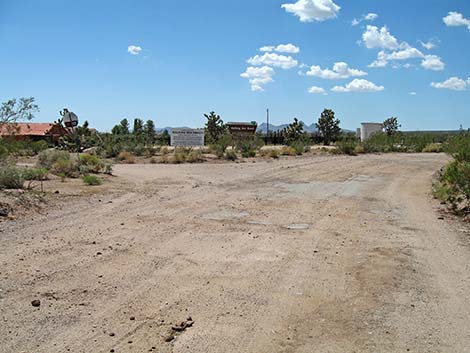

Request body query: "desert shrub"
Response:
[103, 162, 113, 175]
[0, 164, 24, 189]
[354, 144, 365, 154]
[260, 149, 280, 159]
[31, 140, 49, 154]
[171, 152, 186, 164]
[434, 133, 470, 214]
[22, 167, 48, 189]
[83, 175, 102, 186]
[51, 158, 77, 177]
[117, 151, 135, 164]
[445, 133, 470, 163]
[186, 150, 203, 163]
[78, 153, 105, 173]
[161, 147, 171, 156]
[0, 144, 8, 160]
[289, 141, 308, 155]
[236, 138, 262, 158]
[150, 157, 158, 164]
[22, 167, 48, 181]
[37, 149, 71, 169]
[224, 149, 238, 161]
[210, 134, 232, 158]
[281, 146, 297, 156]
[269, 149, 280, 159]
[422, 143, 443, 153]
[336, 140, 358, 156]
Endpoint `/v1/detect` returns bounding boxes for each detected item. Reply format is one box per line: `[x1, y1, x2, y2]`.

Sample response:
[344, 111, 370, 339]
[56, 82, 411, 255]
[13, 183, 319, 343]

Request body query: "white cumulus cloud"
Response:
[240, 66, 275, 91]
[281, 0, 340, 23]
[308, 86, 326, 94]
[421, 55, 445, 71]
[431, 77, 470, 91]
[352, 13, 378, 26]
[420, 40, 437, 50]
[247, 52, 298, 70]
[443, 11, 470, 30]
[362, 25, 400, 50]
[331, 79, 384, 93]
[260, 44, 300, 54]
[306, 62, 367, 79]
[127, 45, 142, 55]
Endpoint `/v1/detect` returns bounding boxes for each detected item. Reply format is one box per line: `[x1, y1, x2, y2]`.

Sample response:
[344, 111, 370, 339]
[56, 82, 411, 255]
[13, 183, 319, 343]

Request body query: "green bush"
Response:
[83, 175, 102, 186]
[336, 140, 358, 156]
[422, 143, 443, 153]
[0, 164, 24, 189]
[78, 153, 105, 173]
[289, 141, 308, 155]
[435, 133, 470, 214]
[224, 149, 238, 161]
[22, 167, 48, 181]
[51, 159, 76, 177]
[31, 140, 50, 154]
[186, 150, 203, 163]
[37, 149, 71, 169]
[236, 138, 262, 158]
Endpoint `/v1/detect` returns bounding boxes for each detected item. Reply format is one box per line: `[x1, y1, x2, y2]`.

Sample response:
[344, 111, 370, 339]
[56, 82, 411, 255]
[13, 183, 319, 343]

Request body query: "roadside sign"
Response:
[227, 122, 257, 139]
[171, 128, 205, 147]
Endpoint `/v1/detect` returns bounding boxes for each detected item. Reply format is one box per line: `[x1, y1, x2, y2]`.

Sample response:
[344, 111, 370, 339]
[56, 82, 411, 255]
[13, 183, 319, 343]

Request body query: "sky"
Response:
[1, 0, 470, 131]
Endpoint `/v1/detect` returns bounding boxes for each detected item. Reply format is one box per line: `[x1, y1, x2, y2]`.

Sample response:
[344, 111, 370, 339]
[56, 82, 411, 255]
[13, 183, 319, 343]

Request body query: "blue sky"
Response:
[1, 0, 469, 131]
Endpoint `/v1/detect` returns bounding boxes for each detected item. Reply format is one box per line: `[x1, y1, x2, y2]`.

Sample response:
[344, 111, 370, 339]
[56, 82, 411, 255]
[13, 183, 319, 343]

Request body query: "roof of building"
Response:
[0, 122, 64, 136]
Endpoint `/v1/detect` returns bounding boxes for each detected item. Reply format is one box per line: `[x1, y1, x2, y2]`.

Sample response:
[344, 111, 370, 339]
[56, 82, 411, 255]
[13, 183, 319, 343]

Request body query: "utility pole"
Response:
[266, 108, 269, 145]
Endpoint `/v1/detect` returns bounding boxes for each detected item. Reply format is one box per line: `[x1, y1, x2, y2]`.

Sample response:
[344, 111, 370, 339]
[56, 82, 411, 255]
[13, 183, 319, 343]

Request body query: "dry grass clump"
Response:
[117, 151, 136, 164]
[280, 146, 297, 156]
[260, 149, 280, 159]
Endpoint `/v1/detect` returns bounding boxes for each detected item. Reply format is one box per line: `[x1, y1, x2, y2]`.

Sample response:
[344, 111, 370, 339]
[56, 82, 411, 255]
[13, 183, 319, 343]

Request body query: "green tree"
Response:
[0, 97, 39, 134]
[383, 117, 400, 136]
[283, 118, 304, 144]
[133, 118, 144, 136]
[76, 120, 91, 136]
[204, 111, 225, 144]
[316, 109, 341, 145]
[144, 119, 156, 143]
[111, 118, 130, 135]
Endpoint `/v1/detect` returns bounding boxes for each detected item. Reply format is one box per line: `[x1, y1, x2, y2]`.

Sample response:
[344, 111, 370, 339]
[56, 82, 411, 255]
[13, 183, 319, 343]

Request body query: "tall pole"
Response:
[266, 108, 269, 145]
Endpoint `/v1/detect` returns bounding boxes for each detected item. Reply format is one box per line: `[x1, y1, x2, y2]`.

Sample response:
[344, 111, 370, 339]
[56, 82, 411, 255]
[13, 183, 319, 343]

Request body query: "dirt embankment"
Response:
[1, 153, 470, 353]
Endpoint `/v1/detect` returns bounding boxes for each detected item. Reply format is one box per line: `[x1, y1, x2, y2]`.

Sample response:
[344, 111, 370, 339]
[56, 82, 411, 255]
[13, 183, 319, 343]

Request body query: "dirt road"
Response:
[2, 153, 470, 353]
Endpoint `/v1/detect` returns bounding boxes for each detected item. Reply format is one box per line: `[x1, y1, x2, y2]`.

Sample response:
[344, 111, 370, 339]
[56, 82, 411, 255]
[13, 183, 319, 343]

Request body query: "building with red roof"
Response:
[0, 122, 68, 144]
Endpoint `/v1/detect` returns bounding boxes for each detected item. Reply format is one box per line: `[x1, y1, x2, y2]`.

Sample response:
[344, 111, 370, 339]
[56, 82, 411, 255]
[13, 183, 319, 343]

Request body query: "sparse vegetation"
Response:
[117, 151, 136, 164]
[281, 146, 297, 156]
[224, 149, 238, 161]
[0, 163, 24, 189]
[83, 174, 102, 186]
[434, 133, 470, 214]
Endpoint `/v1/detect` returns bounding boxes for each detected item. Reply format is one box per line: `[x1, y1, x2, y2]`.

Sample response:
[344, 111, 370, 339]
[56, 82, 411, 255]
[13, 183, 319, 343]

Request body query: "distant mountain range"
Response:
[257, 121, 318, 133]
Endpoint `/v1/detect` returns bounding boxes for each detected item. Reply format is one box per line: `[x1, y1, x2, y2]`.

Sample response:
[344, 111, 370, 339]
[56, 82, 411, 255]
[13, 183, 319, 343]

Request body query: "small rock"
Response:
[130, 316, 135, 321]
[164, 335, 174, 342]
[31, 299, 41, 307]
[109, 333, 115, 337]
[96, 252, 102, 256]
[54, 190, 60, 194]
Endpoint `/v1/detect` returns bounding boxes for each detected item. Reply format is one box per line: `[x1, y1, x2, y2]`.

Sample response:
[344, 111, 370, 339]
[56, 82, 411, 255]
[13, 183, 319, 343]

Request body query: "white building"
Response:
[360, 123, 383, 141]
